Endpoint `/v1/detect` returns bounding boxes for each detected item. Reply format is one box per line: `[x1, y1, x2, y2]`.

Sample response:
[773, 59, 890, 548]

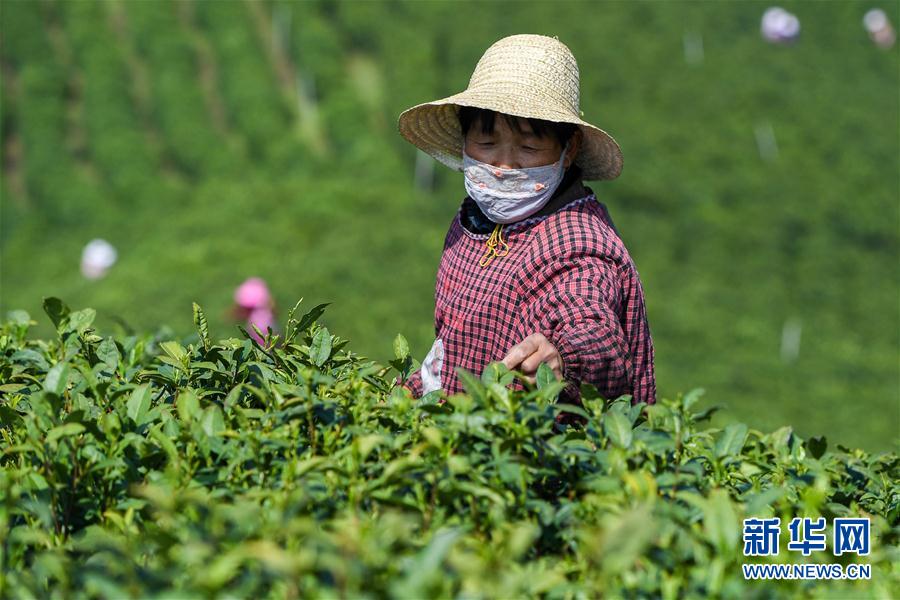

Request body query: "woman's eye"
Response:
[522, 146, 538, 152]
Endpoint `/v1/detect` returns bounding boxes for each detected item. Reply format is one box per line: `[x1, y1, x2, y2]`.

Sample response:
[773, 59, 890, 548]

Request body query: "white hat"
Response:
[761, 7, 801, 43]
[80, 239, 117, 280]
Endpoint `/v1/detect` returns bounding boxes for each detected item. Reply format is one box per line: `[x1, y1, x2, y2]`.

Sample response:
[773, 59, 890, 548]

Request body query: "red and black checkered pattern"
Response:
[404, 192, 656, 406]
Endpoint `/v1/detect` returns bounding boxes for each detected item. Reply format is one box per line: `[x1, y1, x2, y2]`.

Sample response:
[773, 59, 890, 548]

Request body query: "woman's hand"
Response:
[502, 333, 564, 383]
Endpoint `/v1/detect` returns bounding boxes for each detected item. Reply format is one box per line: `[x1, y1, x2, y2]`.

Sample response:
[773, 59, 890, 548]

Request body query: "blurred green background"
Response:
[1, 1, 897, 451]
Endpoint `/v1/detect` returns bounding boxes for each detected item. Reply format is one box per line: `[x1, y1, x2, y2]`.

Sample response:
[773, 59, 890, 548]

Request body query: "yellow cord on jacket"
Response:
[479, 223, 510, 267]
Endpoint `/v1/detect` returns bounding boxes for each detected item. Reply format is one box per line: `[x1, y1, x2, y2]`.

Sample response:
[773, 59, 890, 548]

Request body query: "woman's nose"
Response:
[491, 150, 518, 170]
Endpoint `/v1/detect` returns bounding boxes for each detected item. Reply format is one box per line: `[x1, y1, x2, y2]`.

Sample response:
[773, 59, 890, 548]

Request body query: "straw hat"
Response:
[398, 34, 623, 181]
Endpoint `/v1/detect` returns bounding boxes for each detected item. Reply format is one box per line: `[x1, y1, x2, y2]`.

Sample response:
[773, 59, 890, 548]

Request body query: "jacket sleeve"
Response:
[517, 252, 634, 403]
[395, 370, 423, 398]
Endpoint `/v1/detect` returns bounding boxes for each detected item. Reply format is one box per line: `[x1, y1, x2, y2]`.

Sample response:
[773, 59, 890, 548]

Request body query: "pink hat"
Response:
[234, 277, 272, 309]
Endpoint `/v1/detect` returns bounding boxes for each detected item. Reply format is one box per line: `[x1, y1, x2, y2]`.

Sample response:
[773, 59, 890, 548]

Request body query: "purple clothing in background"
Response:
[246, 308, 275, 345]
[234, 277, 277, 344]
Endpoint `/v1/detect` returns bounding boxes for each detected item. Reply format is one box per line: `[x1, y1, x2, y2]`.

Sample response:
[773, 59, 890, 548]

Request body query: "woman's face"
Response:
[464, 114, 580, 170]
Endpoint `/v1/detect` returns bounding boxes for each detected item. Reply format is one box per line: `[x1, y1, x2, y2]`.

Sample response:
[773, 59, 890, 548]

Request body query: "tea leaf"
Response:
[702, 489, 740, 555]
[177, 389, 201, 422]
[682, 388, 705, 412]
[97, 337, 120, 373]
[604, 408, 633, 449]
[455, 368, 486, 404]
[46, 423, 85, 443]
[310, 327, 332, 367]
[42, 297, 70, 330]
[159, 341, 188, 364]
[283, 298, 306, 344]
[806, 435, 827, 459]
[201, 405, 226, 437]
[192, 303, 211, 352]
[744, 487, 785, 516]
[127, 385, 152, 425]
[481, 361, 515, 387]
[0, 405, 22, 425]
[536, 362, 556, 390]
[597, 505, 655, 574]
[393, 334, 410, 361]
[0, 383, 26, 395]
[44, 362, 70, 396]
[65, 309, 96, 335]
[150, 425, 180, 464]
[297, 303, 330, 333]
[715, 423, 748, 458]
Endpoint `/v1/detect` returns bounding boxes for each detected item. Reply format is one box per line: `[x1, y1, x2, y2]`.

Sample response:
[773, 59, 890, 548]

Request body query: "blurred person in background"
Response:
[761, 6, 801, 44]
[864, 8, 896, 49]
[397, 34, 656, 409]
[80, 239, 118, 280]
[232, 277, 277, 345]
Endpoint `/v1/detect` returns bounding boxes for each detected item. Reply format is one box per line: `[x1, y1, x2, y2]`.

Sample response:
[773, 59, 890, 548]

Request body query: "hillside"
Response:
[1, 0, 897, 451]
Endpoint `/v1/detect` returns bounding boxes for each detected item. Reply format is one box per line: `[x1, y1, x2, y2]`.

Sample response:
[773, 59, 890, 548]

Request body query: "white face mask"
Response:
[463, 143, 569, 224]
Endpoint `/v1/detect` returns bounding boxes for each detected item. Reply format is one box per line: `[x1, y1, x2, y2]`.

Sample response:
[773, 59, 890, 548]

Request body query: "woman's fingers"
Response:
[501, 335, 540, 370]
[520, 347, 560, 375]
[503, 333, 564, 380]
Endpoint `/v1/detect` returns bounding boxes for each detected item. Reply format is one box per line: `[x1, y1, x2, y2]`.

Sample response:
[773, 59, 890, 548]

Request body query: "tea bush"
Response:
[3, 1, 897, 451]
[0, 299, 897, 598]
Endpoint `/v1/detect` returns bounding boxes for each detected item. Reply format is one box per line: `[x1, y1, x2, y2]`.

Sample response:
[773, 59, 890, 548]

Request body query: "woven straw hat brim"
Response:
[398, 34, 624, 180]
[398, 92, 624, 181]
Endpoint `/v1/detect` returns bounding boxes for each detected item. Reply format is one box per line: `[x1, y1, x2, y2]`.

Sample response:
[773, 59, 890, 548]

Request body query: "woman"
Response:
[397, 34, 656, 406]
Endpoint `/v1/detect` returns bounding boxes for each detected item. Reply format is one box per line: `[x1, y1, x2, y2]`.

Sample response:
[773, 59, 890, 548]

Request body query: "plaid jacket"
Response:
[403, 177, 656, 406]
